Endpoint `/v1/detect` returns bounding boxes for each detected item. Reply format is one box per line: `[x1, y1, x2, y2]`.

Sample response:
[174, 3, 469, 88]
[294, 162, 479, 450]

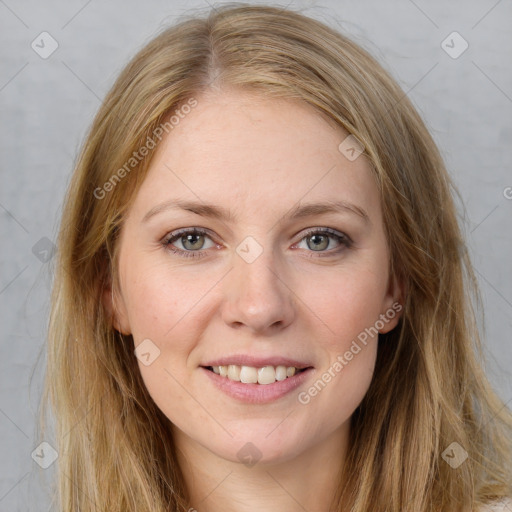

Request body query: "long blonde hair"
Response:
[38, 3, 512, 511]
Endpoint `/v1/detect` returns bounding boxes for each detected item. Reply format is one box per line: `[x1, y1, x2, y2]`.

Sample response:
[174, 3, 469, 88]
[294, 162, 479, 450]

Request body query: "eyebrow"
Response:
[142, 198, 371, 225]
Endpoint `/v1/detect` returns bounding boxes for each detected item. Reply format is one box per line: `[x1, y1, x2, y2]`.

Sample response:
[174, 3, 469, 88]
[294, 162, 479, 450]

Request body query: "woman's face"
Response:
[109, 88, 402, 465]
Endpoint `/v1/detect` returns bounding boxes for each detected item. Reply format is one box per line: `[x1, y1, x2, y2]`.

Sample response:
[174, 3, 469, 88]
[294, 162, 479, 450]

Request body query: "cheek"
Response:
[297, 272, 380, 432]
[308, 263, 388, 348]
[295, 263, 385, 411]
[301, 343, 377, 438]
[121, 260, 214, 342]
[120, 260, 222, 408]
[121, 264, 203, 424]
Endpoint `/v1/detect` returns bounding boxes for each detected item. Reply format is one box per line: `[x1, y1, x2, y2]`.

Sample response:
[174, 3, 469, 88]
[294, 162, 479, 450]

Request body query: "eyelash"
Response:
[162, 227, 352, 259]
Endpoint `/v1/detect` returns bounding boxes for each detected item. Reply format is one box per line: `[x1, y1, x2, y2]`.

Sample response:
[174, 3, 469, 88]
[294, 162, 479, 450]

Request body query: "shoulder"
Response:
[478, 498, 512, 512]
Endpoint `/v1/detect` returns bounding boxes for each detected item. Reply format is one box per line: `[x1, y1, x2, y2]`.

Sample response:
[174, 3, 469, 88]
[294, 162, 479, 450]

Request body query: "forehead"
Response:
[128, 88, 380, 225]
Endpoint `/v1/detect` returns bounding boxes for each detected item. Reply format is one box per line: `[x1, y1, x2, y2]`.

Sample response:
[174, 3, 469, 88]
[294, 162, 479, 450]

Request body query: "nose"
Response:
[221, 244, 296, 335]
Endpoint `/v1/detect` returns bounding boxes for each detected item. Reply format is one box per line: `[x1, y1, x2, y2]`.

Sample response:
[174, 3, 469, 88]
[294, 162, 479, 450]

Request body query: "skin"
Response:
[106, 87, 403, 512]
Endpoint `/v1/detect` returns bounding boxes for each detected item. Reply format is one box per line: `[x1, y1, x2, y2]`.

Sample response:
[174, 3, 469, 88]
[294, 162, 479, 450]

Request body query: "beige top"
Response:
[480, 498, 512, 512]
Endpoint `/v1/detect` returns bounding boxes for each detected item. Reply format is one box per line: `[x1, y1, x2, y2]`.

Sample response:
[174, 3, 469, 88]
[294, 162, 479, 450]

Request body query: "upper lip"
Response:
[201, 355, 313, 369]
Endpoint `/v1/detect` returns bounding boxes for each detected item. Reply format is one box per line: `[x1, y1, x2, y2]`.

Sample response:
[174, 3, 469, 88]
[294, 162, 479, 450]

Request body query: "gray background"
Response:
[1, 0, 511, 509]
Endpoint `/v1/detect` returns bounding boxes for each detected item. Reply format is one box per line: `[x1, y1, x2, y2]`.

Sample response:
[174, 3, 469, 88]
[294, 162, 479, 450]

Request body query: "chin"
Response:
[200, 419, 314, 466]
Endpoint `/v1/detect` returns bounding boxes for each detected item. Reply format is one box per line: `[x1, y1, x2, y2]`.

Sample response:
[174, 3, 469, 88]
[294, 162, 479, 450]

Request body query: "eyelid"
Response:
[162, 226, 352, 259]
[296, 226, 353, 245]
[162, 226, 351, 247]
[163, 226, 216, 242]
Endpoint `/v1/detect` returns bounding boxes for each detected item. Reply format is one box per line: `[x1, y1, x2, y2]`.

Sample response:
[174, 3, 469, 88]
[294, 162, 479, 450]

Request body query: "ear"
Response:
[379, 271, 406, 334]
[102, 279, 131, 335]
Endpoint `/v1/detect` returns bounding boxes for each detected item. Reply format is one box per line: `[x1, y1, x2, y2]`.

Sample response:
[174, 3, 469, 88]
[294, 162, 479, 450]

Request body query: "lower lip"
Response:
[201, 367, 314, 404]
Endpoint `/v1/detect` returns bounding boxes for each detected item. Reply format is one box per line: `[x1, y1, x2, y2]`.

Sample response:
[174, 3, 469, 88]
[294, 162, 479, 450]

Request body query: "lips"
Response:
[201, 363, 314, 404]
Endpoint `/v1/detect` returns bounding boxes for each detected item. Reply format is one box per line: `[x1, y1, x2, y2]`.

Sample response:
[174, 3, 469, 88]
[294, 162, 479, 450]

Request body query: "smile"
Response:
[206, 364, 308, 385]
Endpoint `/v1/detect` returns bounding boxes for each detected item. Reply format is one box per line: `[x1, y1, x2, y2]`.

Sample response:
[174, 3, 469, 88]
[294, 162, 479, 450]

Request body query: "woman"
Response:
[39, 4, 512, 511]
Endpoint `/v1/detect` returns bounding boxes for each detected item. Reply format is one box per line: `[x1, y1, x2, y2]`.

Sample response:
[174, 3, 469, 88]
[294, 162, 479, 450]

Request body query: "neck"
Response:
[175, 423, 350, 512]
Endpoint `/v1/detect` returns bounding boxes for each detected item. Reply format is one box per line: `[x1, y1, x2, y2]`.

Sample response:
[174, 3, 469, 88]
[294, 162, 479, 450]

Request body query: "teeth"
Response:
[210, 364, 303, 385]
[228, 364, 240, 381]
[275, 365, 287, 381]
[257, 366, 275, 385]
[240, 366, 258, 383]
